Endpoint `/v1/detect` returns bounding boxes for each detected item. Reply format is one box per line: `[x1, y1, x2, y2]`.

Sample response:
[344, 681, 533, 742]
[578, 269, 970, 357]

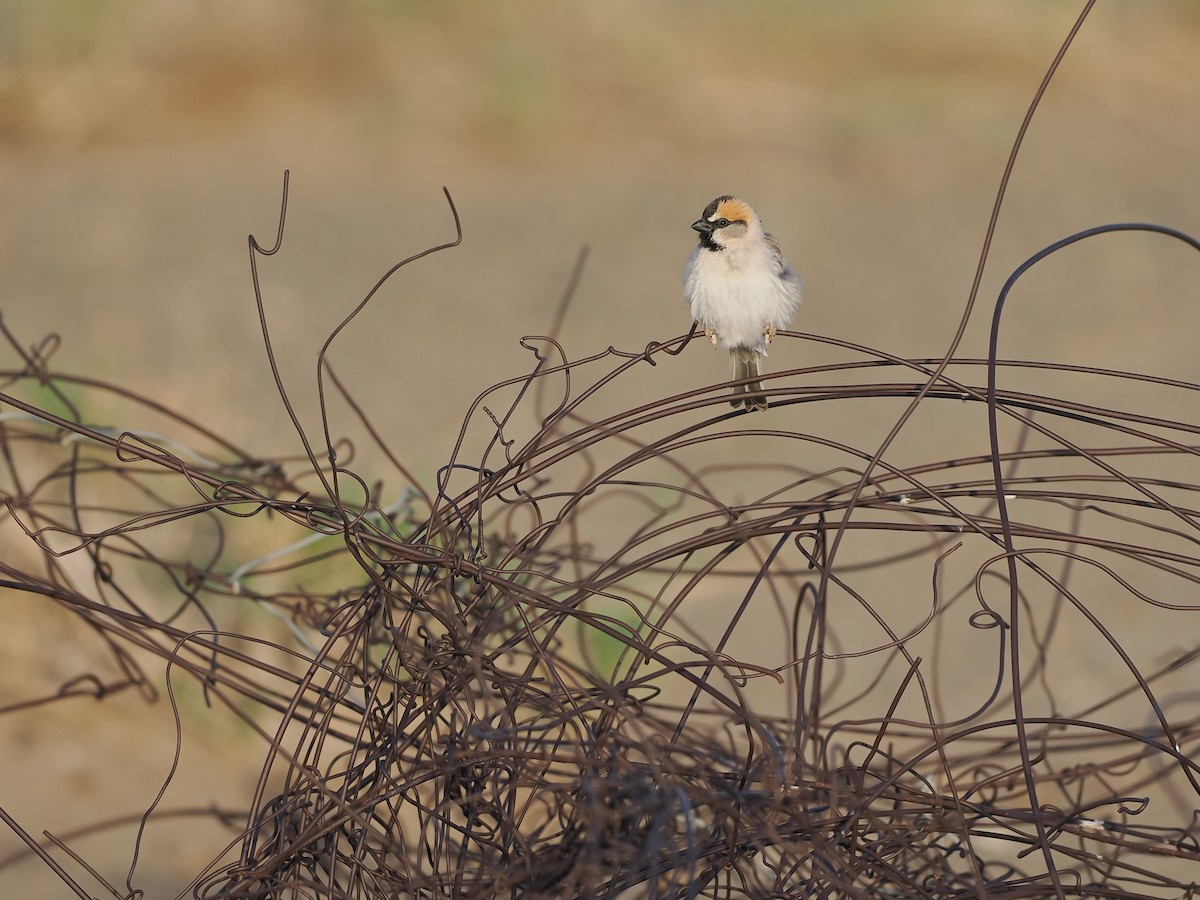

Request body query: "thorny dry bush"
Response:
[4, 11, 1200, 900]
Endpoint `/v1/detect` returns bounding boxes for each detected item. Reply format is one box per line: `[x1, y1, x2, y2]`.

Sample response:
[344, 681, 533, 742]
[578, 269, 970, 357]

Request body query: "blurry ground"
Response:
[0, 1, 1198, 894]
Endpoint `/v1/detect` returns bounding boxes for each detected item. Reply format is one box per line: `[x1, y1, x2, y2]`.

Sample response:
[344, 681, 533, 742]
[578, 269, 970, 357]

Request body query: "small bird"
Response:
[683, 196, 802, 410]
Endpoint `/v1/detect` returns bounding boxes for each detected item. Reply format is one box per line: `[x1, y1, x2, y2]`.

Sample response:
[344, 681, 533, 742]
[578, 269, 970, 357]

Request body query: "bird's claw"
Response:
[704, 326, 719, 347]
[764, 324, 777, 345]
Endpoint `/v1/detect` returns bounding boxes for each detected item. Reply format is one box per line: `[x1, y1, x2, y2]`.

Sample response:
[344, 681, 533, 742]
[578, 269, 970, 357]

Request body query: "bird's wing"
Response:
[764, 232, 789, 276]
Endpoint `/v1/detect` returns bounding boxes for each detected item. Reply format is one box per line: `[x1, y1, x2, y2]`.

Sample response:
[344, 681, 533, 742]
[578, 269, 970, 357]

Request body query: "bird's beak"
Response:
[691, 219, 714, 235]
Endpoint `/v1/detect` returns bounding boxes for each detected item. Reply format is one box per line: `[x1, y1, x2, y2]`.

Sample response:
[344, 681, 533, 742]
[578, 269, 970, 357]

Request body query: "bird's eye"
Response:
[716, 218, 730, 228]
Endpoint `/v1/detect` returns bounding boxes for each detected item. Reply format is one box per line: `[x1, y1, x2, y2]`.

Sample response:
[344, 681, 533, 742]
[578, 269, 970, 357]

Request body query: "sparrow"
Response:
[683, 196, 802, 410]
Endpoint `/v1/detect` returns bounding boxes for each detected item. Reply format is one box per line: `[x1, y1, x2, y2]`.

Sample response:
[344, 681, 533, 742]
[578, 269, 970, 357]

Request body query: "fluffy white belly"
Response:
[685, 256, 799, 353]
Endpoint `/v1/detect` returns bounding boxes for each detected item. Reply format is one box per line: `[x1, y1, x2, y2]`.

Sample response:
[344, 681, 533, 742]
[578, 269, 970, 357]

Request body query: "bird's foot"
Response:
[764, 324, 777, 345]
[704, 325, 719, 347]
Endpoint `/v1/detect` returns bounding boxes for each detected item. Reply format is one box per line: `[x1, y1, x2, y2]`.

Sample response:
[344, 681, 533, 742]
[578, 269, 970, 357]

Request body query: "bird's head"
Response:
[691, 195, 760, 251]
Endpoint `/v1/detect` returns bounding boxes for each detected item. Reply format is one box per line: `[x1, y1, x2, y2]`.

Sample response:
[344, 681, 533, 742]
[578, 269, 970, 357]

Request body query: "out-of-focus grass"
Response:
[4, 1, 1195, 163]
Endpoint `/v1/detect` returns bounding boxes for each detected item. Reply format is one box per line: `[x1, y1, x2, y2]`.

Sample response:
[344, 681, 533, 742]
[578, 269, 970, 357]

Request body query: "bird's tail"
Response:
[730, 348, 768, 411]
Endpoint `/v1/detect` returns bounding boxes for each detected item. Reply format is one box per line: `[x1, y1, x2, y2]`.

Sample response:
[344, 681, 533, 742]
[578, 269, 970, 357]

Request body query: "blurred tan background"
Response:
[2, 1, 1199, 894]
